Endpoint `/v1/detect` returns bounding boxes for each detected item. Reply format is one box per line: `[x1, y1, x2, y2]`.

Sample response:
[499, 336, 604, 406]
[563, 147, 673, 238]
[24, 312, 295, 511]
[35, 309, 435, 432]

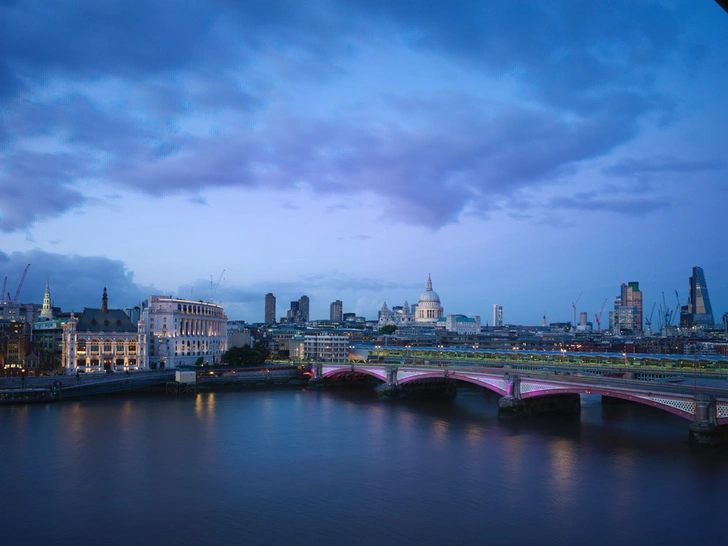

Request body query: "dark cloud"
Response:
[0, 250, 157, 311]
[603, 157, 728, 177]
[0, 174, 88, 232]
[103, 92, 657, 228]
[0, 1, 712, 231]
[548, 194, 671, 216]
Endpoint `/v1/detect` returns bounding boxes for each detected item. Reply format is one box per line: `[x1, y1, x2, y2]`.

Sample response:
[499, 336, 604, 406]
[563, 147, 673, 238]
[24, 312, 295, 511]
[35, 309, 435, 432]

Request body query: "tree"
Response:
[379, 324, 396, 335]
[220, 344, 269, 366]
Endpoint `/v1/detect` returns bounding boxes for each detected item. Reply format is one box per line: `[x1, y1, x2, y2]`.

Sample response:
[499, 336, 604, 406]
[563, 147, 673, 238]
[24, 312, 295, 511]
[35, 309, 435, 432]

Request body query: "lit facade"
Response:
[611, 281, 642, 334]
[414, 275, 444, 323]
[141, 295, 228, 369]
[62, 288, 148, 375]
[290, 335, 348, 362]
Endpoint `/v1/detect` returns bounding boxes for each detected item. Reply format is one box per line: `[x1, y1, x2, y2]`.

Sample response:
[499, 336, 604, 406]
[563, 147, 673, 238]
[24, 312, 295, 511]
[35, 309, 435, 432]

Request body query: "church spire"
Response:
[102, 287, 108, 314]
[40, 280, 53, 320]
[426, 273, 433, 291]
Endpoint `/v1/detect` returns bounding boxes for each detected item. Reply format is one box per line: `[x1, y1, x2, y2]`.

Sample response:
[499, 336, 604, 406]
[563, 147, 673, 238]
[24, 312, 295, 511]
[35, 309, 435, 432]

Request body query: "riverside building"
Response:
[141, 295, 228, 369]
[62, 288, 148, 375]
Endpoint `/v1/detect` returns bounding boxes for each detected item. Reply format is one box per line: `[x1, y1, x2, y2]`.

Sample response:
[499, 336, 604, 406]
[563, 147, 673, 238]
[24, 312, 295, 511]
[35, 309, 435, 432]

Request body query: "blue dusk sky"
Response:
[1, 1, 727, 325]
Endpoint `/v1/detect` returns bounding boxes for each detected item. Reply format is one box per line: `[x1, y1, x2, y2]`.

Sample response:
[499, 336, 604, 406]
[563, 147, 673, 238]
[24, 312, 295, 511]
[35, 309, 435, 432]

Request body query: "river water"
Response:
[2, 386, 726, 545]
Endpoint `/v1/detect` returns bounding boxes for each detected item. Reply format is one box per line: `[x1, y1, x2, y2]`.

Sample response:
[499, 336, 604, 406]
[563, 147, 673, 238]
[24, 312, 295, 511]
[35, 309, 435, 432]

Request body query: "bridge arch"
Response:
[321, 367, 387, 383]
[519, 384, 696, 421]
[397, 371, 508, 396]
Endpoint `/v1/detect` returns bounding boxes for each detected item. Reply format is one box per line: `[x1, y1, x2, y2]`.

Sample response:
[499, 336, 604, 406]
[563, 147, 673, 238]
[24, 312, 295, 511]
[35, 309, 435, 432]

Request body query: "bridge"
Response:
[310, 361, 728, 446]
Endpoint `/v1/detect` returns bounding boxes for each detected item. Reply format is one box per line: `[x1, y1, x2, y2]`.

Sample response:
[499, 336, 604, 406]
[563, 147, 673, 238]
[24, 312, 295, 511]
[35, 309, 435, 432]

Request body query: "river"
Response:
[1, 386, 726, 545]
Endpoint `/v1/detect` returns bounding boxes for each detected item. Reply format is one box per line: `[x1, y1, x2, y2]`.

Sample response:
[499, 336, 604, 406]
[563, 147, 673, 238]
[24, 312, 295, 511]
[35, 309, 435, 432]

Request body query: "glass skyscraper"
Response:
[689, 266, 714, 327]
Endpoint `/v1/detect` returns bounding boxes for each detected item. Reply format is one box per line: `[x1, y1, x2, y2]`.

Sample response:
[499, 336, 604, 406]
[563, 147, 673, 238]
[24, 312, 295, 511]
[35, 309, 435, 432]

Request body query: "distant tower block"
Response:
[265, 293, 276, 324]
[330, 300, 343, 322]
[579, 311, 587, 326]
[493, 304, 503, 327]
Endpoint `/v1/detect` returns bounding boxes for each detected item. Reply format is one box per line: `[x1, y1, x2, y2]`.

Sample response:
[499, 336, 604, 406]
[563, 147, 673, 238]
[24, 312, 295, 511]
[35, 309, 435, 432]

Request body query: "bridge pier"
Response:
[498, 374, 580, 418]
[307, 363, 326, 388]
[689, 394, 728, 446]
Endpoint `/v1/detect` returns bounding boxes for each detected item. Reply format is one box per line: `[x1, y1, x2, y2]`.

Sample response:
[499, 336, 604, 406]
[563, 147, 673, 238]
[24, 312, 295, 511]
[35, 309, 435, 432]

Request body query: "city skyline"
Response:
[1, 1, 727, 324]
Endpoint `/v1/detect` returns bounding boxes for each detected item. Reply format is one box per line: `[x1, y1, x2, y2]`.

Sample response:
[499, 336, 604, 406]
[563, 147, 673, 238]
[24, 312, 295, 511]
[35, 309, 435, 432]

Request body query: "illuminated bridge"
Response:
[311, 361, 728, 446]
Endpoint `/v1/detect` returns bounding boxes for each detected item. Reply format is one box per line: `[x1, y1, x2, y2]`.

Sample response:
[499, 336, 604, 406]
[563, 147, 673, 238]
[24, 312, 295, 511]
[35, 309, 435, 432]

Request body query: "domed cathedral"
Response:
[415, 274, 444, 323]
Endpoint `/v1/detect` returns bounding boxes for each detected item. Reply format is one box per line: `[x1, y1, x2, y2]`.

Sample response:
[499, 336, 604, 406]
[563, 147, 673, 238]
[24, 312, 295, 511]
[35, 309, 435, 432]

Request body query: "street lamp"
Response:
[375, 345, 381, 361]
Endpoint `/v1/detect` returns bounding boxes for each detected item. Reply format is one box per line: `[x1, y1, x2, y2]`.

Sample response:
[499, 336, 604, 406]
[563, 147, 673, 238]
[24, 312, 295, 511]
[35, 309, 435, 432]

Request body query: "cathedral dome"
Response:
[415, 274, 444, 323]
[418, 288, 441, 304]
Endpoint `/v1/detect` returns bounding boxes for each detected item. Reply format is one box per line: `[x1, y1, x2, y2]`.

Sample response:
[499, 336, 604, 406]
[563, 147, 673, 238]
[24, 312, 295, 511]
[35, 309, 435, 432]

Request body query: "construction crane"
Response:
[661, 291, 673, 328]
[13, 264, 30, 302]
[594, 298, 608, 333]
[571, 292, 582, 331]
[645, 302, 657, 334]
[211, 269, 225, 302]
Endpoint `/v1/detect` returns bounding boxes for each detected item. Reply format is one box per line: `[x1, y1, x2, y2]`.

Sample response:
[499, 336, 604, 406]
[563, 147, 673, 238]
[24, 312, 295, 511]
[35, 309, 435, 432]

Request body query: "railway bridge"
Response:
[311, 362, 728, 446]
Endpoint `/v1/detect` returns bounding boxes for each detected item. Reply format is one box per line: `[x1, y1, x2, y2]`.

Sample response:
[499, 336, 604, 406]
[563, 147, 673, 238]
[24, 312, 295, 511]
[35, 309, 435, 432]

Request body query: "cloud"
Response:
[548, 193, 671, 216]
[0, 1, 714, 231]
[1, 250, 157, 311]
[603, 157, 728, 177]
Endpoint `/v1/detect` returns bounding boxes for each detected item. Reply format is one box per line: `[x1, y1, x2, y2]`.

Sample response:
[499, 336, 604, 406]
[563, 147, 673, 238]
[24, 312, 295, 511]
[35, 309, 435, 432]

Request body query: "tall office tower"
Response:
[493, 304, 503, 327]
[299, 295, 310, 322]
[612, 282, 642, 333]
[288, 300, 300, 322]
[264, 293, 276, 324]
[579, 311, 588, 327]
[330, 300, 343, 321]
[689, 266, 714, 327]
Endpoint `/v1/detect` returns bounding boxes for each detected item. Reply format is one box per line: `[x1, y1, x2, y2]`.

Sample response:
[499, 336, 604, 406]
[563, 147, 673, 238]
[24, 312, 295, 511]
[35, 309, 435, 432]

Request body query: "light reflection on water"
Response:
[1, 388, 727, 546]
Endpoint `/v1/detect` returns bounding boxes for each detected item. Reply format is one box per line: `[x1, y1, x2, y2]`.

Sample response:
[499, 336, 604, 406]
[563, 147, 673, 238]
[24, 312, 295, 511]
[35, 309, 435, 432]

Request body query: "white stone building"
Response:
[62, 288, 148, 375]
[141, 296, 228, 369]
[289, 335, 349, 362]
[439, 314, 482, 335]
[414, 274, 444, 323]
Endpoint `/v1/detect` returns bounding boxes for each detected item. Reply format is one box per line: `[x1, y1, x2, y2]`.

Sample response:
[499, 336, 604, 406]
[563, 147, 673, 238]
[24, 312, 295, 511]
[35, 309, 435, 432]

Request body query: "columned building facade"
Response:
[141, 296, 228, 369]
[414, 275, 444, 323]
[62, 288, 148, 375]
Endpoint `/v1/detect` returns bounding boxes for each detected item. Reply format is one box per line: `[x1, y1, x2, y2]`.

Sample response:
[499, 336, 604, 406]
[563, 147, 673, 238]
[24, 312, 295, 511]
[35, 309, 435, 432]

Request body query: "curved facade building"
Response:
[142, 296, 228, 369]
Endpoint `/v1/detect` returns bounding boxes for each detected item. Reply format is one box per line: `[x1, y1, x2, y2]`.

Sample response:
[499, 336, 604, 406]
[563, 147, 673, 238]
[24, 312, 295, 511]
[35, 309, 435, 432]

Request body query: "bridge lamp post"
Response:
[473, 345, 478, 364]
[438, 344, 444, 365]
[375, 345, 381, 361]
[623, 352, 627, 378]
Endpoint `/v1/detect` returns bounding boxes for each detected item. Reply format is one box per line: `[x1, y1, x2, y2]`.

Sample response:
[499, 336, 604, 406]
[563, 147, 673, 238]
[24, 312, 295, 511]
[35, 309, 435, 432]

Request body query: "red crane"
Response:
[13, 264, 30, 302]
[594, 298, 608, 333]
[571, 292, 582, 330]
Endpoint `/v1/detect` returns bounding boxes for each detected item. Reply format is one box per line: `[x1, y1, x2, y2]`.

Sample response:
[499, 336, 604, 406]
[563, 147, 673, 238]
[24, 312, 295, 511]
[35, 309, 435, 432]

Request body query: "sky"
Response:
[1, 0, 727, 326]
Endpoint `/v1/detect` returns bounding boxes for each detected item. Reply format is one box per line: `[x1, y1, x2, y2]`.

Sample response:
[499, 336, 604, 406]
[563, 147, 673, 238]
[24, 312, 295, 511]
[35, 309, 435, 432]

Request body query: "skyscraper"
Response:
[264, 293, 276, 324]
[493, 304, 503, 327]
[611, 281, 642, 333]
[689, 266, 714, 327]
[299, 296, 310, 322]
[330, 300, 343, 321]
